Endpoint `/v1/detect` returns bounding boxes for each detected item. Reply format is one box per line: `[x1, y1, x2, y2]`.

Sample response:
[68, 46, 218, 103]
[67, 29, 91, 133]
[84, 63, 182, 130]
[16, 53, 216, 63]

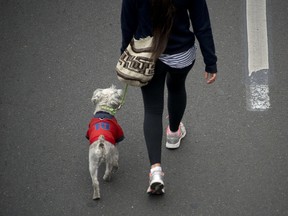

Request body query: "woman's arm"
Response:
[189, 0, 217, 73]
[121, 0, 138, 53]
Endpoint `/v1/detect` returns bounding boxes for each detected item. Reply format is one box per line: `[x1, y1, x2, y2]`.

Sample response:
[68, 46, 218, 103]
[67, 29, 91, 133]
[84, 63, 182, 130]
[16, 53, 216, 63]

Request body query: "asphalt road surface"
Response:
[1, 0, 288, 215]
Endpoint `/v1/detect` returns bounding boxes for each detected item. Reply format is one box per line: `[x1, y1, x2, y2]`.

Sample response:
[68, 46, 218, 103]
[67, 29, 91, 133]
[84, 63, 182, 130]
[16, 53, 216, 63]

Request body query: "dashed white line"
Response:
[246, 0, 270, 111]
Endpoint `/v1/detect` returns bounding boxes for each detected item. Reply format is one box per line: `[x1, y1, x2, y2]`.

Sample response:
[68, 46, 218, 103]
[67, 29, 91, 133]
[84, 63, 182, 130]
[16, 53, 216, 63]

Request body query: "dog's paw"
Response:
[93, 192, 101, 200]
[103, 174, 111, 182]
[93, 195, 100, 200]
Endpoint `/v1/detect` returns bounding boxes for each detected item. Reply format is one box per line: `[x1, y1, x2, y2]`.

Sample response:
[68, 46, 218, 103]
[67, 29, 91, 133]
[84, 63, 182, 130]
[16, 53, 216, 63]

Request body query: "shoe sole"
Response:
[147, 182, 165, 195]
[165, 130, 186, 149]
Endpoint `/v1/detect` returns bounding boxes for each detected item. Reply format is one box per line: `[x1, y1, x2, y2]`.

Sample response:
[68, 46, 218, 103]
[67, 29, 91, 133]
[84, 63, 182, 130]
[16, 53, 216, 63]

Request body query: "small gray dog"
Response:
[86, 85, 125, 200]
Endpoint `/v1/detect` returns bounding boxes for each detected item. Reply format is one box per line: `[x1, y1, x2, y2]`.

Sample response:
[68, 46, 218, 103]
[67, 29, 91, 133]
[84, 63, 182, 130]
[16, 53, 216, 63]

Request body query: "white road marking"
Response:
[248, 84, 270, 110]
[246, 0, 270, 111]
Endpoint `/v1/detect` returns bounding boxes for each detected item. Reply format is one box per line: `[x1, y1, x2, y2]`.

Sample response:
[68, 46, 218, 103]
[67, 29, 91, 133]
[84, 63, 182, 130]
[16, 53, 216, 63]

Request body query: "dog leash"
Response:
[118, 84, 128, 110]
[100, 84, 128, 115]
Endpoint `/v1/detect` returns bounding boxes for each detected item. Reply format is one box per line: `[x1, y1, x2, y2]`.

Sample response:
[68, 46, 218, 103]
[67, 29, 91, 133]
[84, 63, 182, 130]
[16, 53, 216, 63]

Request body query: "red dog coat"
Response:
[86, 112, 124, 145]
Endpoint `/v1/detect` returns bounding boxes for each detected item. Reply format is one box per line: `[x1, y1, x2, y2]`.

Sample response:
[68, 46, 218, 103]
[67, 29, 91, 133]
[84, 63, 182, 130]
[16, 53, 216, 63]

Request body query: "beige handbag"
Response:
[116, 36, 155, 87]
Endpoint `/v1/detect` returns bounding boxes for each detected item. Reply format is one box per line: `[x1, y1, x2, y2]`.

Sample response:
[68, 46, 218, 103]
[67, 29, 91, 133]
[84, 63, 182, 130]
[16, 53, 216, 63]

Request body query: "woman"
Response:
[120, 0, 217, 195]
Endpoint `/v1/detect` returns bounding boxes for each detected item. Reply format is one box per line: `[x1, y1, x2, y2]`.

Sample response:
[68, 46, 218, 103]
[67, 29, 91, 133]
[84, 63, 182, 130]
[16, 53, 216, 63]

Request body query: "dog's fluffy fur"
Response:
[88, 85, 123, 200]
[91, 85, 123, 115]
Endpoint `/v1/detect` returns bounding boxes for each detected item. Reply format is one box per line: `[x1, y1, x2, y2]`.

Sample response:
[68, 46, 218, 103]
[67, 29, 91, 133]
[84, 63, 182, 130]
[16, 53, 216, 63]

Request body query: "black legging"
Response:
[141, 60, 194, 165]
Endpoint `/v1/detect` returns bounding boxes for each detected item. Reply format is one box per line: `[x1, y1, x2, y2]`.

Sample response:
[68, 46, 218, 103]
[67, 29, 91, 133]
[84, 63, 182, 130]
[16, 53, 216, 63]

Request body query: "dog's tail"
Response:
[98, 135, 105, 148]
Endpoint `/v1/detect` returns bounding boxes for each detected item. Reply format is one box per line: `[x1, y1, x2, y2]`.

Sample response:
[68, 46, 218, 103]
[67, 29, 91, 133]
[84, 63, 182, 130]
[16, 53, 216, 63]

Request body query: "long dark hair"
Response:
[150, 0, 175, 60]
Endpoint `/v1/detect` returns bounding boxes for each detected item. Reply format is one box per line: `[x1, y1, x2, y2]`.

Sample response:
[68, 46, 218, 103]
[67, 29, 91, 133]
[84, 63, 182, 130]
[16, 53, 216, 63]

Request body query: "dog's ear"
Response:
[117, 89, 123, 98]
[91, 89, 103, 105]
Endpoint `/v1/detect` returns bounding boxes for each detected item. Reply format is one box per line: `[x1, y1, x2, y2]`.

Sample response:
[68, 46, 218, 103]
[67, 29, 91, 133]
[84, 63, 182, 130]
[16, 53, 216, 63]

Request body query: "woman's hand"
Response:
[205, 72, 217, 84]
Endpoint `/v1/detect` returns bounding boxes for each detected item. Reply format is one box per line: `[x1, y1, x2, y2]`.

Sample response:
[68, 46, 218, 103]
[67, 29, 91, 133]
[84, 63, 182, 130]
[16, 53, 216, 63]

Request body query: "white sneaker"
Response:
[147, 167, 165, 195]
[166, 122, 186, 149]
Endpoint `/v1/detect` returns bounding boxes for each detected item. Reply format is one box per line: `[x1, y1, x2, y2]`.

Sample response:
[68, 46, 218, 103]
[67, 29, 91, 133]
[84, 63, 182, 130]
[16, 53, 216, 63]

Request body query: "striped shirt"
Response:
[159, 45, 197, 69]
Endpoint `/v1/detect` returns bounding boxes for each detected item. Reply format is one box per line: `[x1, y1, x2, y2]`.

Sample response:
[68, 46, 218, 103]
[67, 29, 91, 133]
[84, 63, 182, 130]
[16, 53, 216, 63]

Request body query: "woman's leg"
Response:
[141, 60, 168, 165]
[166, 62, 194, 132]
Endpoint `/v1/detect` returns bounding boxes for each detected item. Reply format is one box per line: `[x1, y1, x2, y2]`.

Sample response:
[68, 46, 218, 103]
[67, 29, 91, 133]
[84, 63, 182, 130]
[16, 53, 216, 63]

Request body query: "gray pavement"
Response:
[1, 0, 288, 215]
